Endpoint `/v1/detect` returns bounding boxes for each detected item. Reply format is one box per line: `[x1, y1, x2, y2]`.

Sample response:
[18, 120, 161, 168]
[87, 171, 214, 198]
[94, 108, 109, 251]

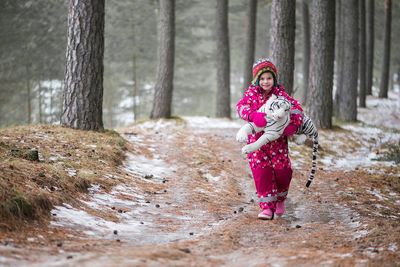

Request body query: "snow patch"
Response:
[51, 204, 145, 238]
[184, 116, 242, 129]
[366, 189, 388, 201]
[203, 172, 220, 182]
[358, 91, 400, 129]
[123, 153, 175, 183]
[353, 229, 369, 239]
[65, 168, 77, 177]
[136, 119, 183, 131]
[388, 243, 398, 252]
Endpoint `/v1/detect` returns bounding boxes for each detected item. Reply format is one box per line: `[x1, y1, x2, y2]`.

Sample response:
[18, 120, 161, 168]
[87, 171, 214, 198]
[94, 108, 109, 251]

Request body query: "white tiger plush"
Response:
[236, 94, 291, 154]
[236, 94, 319, 188]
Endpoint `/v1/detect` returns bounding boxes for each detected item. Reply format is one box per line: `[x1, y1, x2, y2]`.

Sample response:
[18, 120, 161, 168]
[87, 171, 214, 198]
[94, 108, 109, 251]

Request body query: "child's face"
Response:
[259, 72, 274, 93]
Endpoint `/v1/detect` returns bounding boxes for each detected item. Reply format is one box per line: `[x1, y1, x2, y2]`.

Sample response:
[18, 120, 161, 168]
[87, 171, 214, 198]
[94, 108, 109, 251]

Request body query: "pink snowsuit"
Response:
[236, 84, 303, 211]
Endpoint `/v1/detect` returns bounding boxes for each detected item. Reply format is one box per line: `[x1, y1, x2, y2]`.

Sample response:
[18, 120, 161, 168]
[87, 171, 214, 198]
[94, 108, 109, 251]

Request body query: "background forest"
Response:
[0, 0, 399, 129]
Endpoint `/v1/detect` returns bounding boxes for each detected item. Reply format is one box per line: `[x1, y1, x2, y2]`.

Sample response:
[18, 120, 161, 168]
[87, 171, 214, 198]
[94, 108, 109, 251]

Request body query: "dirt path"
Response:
[1, 119, 399, 266]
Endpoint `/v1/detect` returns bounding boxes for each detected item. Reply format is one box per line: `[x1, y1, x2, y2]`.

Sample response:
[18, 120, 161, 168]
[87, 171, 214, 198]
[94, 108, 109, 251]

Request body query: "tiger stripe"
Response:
[298, 114, 319, 188]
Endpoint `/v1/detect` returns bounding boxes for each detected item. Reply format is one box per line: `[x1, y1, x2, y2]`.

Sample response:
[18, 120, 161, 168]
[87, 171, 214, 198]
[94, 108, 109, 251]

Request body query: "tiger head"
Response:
[268, 95, 291, 121]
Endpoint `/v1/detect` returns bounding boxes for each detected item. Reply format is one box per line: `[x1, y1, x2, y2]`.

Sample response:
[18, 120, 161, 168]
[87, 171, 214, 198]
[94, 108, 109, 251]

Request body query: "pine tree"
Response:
[61, 0, 105, 131]
[215, 0, 231, 118]
[242, 0, 257, 88]
[150, 0, 176, 119]
[308, 0, 335, 129]
[270, 0, 296, 95]
[336, 0, 359, 121]
[366, 0, 375, 95]
[358, 0, 367, 107]
[378, 0, 392, 98]
[301, 0, 311, 104]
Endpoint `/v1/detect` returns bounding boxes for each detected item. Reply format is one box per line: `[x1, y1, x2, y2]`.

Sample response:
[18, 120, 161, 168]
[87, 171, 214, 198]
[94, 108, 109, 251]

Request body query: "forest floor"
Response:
[0, 93, 399, 267]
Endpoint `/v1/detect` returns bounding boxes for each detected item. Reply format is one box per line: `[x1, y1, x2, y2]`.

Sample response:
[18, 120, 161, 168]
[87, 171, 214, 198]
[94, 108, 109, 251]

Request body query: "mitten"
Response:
[283, 124, 298, 136]
[249, 112, 267, 127]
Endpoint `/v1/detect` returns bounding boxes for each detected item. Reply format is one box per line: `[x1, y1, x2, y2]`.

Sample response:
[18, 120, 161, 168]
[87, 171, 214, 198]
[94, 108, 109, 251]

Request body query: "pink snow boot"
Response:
[258, 209, 274, 220]
[275, 201, 285, 216]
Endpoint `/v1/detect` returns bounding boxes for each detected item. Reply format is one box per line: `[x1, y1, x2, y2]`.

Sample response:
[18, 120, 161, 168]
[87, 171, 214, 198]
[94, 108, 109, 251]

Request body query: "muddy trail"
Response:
[1, 119, 399, 267]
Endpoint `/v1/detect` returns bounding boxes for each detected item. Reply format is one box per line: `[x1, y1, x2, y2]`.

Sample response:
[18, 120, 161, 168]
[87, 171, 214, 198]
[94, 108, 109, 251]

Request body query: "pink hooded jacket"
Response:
[236, 84, 303, 170]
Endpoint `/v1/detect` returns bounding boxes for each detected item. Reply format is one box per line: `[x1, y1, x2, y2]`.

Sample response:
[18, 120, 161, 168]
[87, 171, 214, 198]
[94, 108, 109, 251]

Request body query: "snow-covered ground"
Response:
[292, 91, 400, 171]
[358, 90, 400, 130]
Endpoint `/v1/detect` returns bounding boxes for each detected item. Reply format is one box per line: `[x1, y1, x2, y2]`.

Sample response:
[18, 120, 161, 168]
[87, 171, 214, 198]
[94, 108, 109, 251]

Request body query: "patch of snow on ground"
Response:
[313, 90, 400, 171]
[358, 91, 400, 130]
[183, 116, 242, 129]
[388, 243, 398, 252]
[80, 190, 137, 210]
[318, 124, 399, 171]
[320, 154, 395, 171]
[65, 168, 77, 177]
[353, 229, 369, 239]
[136, 119, 183, 132]
[124, 153, 175, 182]
[366, 189, 388, 201]
[341, 124, 400, 144]
[51, 204, 144, 237]
[125, 134, 144, 143]
[203, 172, 220, 182]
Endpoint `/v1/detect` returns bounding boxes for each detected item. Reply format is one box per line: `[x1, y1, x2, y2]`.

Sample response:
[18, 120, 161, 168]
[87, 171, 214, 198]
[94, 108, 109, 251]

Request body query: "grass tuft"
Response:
[377, 141, 400, 164]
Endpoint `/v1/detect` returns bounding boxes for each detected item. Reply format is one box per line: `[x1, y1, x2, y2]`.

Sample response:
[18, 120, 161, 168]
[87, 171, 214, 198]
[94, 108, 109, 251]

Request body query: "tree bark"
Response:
[61, 0, 105, 131]
[270, 0, 296, 95]
[358, 0, 367, 107]
[215, 0, 231, 118]
[49, 80, 54, 123]
[133, 54, 138, 121]
[366, 0, 374, 95]
[336, 0, 358, 121]
[307, 0, 335, 129]
[26, 67, 31, 125]
[38, 80, 43, 123]
[301, 0, 310, 104]
[378, 0, 392, 98]
[151, 0, 175, 119]
[334, 0, 344, 116]
[243, 0, 257, 89]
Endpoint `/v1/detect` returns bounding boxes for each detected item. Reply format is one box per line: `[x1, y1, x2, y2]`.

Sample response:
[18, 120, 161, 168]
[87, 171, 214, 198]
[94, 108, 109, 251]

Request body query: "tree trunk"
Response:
[396, 66, 400, 92]
[215, 0, 231, 118]
[49, 80, 54, 123]
[243, 0, 257, 88]
[150, 0, 175, 119]
[61, 0, 105, 131]
[301, 0, 310, 104]
[133, 54, 138, 122]
[336, 0, 358, 121]
[26, 65, 31, 124]
[307, 0, 335, 129]
[334, 0, 344, 116]
[378, 0, 392, 98]
[358, 0, 367, 107]
[366, 0, 374, 95]
[270, 0, 296, 95]
[38, 80, 43, 123]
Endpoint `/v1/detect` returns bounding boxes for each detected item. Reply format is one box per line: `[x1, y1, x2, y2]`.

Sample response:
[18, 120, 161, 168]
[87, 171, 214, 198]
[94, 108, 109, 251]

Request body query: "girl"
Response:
[236, 58, 303, 220]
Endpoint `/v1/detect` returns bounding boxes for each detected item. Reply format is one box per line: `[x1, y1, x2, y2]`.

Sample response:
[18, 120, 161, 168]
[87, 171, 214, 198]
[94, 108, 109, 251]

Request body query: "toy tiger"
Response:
[236, 94, 291, 154]
[236, 94, 319, 187]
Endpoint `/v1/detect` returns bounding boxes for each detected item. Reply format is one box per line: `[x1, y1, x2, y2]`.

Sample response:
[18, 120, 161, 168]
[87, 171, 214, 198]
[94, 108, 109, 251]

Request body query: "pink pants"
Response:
[251, 166, 293, 211]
